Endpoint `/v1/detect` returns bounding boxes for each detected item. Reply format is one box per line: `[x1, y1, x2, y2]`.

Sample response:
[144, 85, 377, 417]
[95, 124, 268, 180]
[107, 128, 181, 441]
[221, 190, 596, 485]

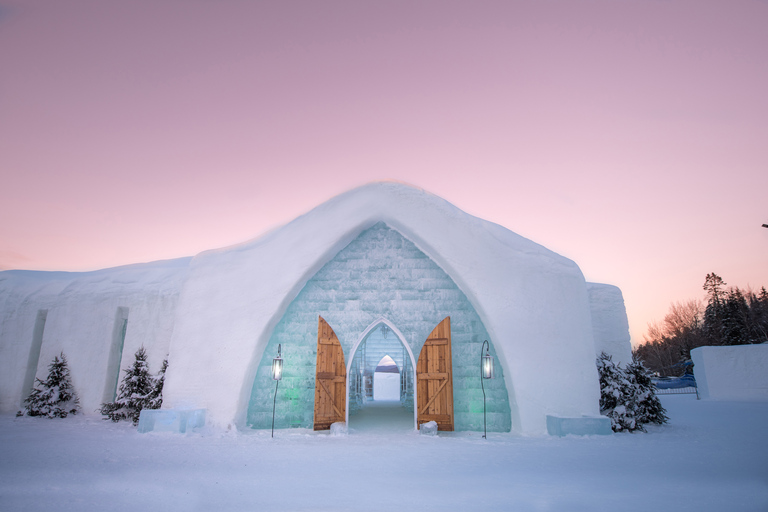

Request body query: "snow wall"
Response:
[162, 183, 606, 435]
[586, 283, 632, 365]
[246, 223, 512, 432]
[691, 345, 768, 401]
[0, 259, 189, 414]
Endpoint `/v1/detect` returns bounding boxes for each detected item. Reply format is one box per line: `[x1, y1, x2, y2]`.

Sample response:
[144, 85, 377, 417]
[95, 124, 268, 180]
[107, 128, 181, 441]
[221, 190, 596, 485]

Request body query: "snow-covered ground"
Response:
[1, 395, 766, 512]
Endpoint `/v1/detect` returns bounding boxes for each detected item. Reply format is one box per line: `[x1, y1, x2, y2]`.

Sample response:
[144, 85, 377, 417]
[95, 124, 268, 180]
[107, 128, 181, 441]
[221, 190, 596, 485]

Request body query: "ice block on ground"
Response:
[330, 421, 348, 436]
[419, 421, 438, 436]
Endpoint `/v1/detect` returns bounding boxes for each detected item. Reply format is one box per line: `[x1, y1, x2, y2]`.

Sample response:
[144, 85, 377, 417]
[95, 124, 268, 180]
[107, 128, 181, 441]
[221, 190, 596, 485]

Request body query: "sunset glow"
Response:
[1, 0, 766, 345]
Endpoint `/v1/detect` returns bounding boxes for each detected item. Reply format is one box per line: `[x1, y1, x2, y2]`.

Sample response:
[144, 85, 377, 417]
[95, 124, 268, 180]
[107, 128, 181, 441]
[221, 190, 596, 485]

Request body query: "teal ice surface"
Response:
[247, 223, 511, 432]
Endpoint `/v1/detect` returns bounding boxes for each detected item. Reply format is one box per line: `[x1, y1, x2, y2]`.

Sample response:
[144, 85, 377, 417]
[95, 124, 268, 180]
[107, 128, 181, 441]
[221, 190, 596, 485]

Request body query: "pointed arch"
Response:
[345, 317, 418, 429]
[244, 223, 513, 433]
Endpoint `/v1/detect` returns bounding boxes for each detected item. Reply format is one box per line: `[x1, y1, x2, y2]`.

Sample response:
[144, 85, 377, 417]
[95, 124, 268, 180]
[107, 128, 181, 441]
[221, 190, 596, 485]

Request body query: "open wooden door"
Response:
[416, 316, 454, 431]
[314, 317, 346, 430]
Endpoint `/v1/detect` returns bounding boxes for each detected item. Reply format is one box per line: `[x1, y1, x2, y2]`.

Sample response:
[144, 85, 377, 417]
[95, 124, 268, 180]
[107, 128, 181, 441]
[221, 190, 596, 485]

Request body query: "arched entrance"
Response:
[246, 223, 512, 433]
[346, 319, 418, 430]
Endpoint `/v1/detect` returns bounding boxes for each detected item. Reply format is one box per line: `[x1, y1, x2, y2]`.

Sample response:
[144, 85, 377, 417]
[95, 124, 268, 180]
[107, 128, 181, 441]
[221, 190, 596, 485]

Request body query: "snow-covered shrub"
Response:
[17, 353, 80, 418]
[597, 352, 668, 432]
[147, 358, 168, 410]
[625, 356, 668, 426]
[100, 347, 165, 426]
[597, 352, 639, 432]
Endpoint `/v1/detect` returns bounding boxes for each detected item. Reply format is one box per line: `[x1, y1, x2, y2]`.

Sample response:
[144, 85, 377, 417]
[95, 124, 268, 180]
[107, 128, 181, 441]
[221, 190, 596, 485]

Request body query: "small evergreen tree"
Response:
[625, 356, 668, 426]
[146, 358, 168, 410]
[100, 347, 155, 425]
[17, 353, 80, 418]
[597, 353, 640, 432]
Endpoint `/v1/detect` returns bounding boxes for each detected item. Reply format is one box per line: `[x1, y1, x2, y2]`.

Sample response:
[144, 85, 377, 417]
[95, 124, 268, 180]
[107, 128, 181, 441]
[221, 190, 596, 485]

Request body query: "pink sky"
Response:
[1, 0, 766, 346]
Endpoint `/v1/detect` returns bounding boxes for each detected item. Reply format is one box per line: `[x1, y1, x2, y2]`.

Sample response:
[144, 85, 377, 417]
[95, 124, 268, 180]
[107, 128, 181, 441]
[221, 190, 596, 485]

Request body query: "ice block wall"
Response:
[246, 223, 511, 432]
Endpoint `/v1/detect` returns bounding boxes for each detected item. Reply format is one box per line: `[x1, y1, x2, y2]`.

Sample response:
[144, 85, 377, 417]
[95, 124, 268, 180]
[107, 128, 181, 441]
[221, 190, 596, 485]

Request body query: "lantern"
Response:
[482, 349, 494, 380]
[272, 344, 283, 381]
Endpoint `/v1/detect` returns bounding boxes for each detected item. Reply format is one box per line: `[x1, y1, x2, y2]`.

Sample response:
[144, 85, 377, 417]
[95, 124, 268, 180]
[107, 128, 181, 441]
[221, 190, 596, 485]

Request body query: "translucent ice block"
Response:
[419, 421, 438, 436]
[330, 422, 348, 436]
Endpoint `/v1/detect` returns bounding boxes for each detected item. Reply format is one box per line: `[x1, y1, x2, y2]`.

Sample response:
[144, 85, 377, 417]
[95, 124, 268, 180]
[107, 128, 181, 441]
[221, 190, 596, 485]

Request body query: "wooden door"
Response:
[314, 317, 346, 430]
[417, 316, 454, 431]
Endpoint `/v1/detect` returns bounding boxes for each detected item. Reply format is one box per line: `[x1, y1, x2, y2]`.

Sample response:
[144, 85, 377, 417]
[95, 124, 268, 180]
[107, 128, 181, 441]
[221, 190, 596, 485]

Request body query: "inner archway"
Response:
[346, 320, 416, 431]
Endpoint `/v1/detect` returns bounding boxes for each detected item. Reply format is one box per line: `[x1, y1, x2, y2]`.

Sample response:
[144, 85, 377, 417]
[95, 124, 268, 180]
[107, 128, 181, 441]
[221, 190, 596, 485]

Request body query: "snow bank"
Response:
[692, 345, 768, 401]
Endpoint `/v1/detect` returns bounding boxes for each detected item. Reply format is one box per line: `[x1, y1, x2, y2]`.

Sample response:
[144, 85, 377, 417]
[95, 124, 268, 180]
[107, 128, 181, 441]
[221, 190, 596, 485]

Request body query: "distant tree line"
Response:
[634, 273, 768, 377]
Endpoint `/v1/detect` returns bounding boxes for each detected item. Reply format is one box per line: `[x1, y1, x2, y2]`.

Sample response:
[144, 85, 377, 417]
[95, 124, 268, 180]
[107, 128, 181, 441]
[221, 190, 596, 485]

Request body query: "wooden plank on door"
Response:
[416, 316, 454, 431]
[314, 316, 346, 430]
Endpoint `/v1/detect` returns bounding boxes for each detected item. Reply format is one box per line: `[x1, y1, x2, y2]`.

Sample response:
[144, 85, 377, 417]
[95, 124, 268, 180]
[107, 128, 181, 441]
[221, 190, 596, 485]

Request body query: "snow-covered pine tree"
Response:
[597, 352, 640, 432]
[17, 352, 80, 418]
[147, 358, 168, 410]
[703, 273, 727, 344]
[100, 346, 155, 425]
[625, 355, 668, 426]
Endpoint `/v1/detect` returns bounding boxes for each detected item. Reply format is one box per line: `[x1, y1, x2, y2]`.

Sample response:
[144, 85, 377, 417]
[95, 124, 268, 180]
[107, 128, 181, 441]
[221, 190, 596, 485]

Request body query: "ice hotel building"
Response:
[0, 183, 631, 435]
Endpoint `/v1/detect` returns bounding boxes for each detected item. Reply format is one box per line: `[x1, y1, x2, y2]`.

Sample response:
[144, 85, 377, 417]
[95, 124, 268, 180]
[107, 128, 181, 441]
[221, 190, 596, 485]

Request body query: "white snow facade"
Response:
[587, 283, 632, 365]
[692, 345, 768, 401]
[0, 183, 631, 435]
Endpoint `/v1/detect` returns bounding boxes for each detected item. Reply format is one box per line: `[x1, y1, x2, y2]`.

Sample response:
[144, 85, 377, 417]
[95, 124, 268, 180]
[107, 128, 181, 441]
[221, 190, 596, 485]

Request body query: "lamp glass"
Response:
[482, 354, 494, 379]
[272, 357, 283, 381]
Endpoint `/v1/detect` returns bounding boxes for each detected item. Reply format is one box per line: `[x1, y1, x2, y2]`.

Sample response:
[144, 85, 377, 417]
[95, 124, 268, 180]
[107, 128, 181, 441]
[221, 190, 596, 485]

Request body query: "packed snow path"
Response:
[1, 396, 766, 511]
[348, 400, 414, 433]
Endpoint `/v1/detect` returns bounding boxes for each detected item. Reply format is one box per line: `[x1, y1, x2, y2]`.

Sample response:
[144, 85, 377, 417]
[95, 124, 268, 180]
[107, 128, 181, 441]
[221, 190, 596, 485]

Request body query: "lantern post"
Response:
[271, 344, 283, 438]
[481, 340, 494, 439]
